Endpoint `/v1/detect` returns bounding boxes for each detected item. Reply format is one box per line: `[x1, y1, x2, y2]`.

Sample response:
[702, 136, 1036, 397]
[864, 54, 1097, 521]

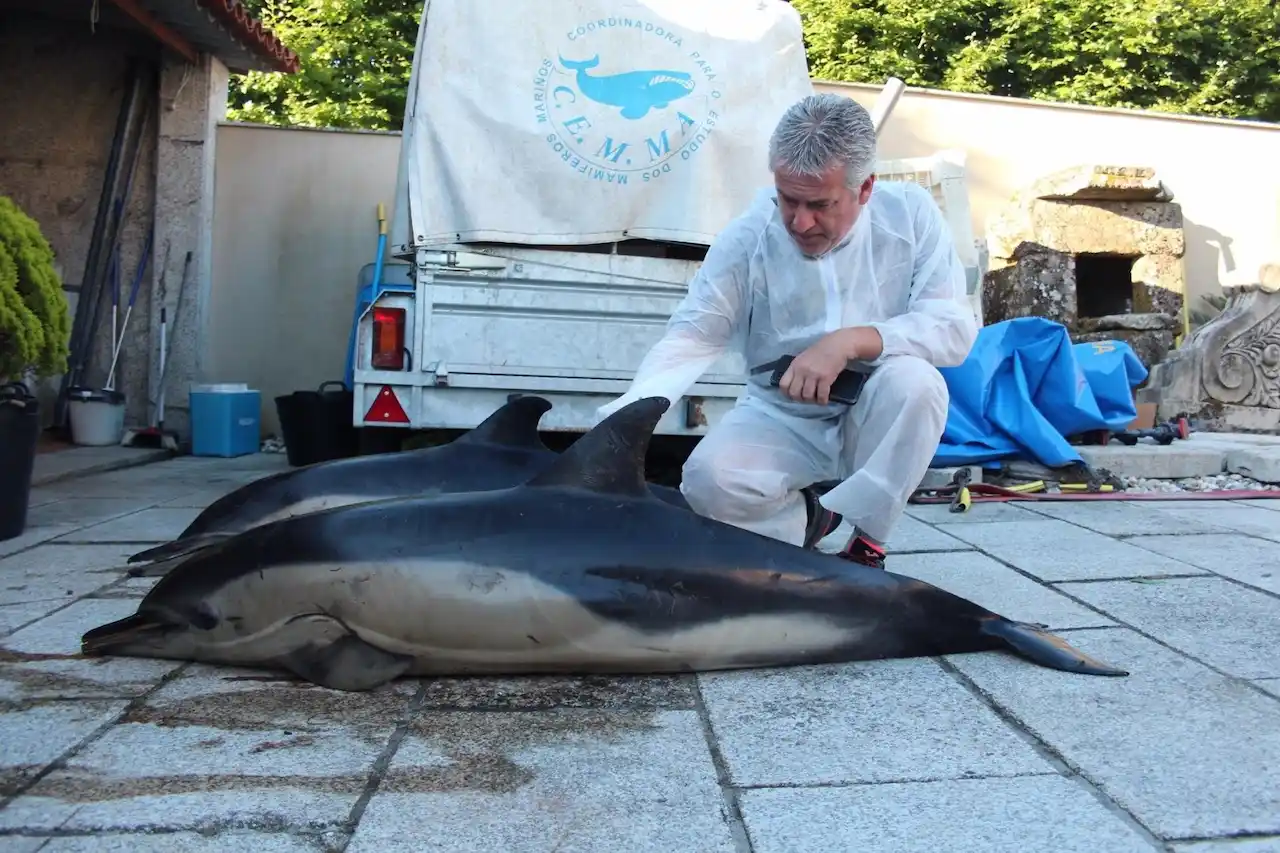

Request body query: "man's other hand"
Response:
[778, 327, 881, 405]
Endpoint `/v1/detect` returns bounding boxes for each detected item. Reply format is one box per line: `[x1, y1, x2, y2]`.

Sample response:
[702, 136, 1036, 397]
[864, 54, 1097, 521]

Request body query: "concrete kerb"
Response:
[30, 447, 178, 488]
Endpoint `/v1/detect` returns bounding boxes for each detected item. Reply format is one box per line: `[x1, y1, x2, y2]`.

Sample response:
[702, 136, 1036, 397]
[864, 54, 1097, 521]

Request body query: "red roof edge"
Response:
[193, 0, 301, 74]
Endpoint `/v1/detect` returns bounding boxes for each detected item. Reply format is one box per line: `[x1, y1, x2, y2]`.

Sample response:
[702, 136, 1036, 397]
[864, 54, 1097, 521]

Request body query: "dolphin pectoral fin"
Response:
[980, 619, 1129, 677]
[277, 633, 414, 692]
[620, 104, 650, 119]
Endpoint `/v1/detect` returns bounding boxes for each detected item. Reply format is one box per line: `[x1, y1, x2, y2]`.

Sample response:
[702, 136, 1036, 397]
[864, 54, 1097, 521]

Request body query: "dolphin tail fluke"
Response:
[980, 618, 1129, 677]
[125, 532, 235, 571]
[557, 53, 600, 71]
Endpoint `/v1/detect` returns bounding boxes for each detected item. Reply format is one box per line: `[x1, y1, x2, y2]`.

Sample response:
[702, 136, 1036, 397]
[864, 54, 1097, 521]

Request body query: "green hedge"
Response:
[0, 195, 71, 382]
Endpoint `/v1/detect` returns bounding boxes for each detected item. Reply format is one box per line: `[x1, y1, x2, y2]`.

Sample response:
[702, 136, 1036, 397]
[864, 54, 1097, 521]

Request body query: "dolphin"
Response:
[124, 394, 688, 577]
[81, 396, 1129, 691]
[558, 55, 695, 119]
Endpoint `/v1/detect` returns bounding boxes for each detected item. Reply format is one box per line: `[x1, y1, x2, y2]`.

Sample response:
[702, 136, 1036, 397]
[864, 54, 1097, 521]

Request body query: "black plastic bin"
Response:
[0, 382, 41, 541]
[274, 380, 360, 467]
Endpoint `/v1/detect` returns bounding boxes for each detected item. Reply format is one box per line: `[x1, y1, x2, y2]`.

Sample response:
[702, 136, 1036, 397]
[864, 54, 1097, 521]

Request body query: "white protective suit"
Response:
[595, 178, 979, 547]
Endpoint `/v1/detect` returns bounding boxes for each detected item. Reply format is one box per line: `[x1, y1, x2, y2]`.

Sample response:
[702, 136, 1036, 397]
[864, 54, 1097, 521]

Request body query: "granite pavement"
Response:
[2, 453, 1278, 852]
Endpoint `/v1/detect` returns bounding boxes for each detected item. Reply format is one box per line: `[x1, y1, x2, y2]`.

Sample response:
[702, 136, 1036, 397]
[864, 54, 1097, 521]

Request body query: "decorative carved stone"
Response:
[982, 165, 1187, 368]
[1138, 275, 1280, 434]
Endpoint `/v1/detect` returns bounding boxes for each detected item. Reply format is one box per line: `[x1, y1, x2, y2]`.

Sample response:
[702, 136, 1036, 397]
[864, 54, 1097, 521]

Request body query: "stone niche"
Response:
[1138, 264, 1280, 434]
[982, 165, 1186, 367]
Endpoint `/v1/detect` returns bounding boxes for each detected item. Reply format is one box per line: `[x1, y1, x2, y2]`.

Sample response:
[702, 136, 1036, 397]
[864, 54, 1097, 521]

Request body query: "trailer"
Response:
[349, 0, 983, 445]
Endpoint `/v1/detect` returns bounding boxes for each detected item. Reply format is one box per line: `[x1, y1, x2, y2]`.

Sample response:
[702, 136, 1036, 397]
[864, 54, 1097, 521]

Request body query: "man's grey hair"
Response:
[767, 93, 877, 189]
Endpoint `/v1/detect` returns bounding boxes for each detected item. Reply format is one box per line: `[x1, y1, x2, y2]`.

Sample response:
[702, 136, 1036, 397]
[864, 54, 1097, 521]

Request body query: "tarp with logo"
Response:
[390, 0, 816, 251]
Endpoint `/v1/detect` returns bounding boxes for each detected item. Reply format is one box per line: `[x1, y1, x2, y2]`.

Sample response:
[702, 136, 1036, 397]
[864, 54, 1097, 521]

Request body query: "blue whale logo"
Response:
[558, 54, 695, 120]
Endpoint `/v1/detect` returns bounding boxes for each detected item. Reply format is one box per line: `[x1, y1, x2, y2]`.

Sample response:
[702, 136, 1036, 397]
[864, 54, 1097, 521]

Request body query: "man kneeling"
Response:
[595, 93, 977, 569]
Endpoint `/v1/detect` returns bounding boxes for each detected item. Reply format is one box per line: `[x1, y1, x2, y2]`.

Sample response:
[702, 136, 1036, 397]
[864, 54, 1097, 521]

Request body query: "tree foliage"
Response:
[0, 195, 71, 381]
[227, 0, 1280, 130]
[792, 0, 1279, 122]
[227, 0, 420, 131]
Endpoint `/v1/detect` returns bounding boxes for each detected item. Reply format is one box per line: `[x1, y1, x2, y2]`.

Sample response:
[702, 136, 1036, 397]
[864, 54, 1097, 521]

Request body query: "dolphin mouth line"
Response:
[649, 74, 693, 89]
[81, 613, 169, 655]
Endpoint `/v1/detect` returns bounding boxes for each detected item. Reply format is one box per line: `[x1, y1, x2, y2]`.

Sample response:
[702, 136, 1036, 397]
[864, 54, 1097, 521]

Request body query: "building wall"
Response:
[208, 85, 1280, 436]
[208, 123, 402, 435]
[817, 80, 1280, 308]
[0, 13, 158, 428]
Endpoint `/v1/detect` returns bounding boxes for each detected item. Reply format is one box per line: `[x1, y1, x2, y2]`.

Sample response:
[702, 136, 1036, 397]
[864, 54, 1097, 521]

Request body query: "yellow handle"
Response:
[377, 202, 387, 236]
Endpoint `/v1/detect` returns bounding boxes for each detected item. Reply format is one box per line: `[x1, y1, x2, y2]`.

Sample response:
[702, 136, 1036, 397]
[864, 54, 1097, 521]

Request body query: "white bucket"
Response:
[67, 387, 126, 446]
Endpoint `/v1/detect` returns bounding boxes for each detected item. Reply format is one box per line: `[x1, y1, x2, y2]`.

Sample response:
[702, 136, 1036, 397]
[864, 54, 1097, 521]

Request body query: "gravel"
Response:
[1121, 472, 1280, 493]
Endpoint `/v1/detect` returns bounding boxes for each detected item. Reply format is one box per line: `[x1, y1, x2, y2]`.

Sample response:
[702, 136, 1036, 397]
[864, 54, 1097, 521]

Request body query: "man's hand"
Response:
[778, 327, 882, 405]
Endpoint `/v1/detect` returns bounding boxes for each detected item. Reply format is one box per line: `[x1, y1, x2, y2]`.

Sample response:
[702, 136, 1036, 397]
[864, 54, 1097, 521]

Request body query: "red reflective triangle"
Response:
[364, 385, 409, 424]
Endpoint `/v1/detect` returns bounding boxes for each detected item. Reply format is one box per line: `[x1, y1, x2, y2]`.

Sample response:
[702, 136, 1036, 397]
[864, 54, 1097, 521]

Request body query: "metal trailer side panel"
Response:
[352, 151, 985, 435]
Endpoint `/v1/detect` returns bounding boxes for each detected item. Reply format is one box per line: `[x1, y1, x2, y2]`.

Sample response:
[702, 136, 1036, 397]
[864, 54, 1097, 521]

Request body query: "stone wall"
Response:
[982, 165, 1188, 368]
[0, 14, 158, 428]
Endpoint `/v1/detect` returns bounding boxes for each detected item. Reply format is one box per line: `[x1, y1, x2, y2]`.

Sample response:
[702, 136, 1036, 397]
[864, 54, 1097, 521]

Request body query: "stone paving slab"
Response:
[0, 544, 135, 608]
[53, 509, 204, 545]
[30, 447, 173, 488]
[0, 525, 81, 560]
[23, 499, 157, 533]
[1124, 534, 1280, 595]
[1145, 504, 1280, 544]
[0, 700, 127, 797]
[698, 658, 1055, 787]
[738, 775, 1160, 853]
[0, 666, 415, 834]
[1015, 500, 1240, 537]
[1253, 679, 1280, 700]
[948, 628, 1280, 840]
[11, 832, 334, 851]
[1172, 840, 1280, 853]
[1232, 499, 1280, 512]
[3, 453, 1280, 850]
[345, 709, 736, 853]
[905, 501, 1045, 524]
[0, 599, 181, 703]
[889, 551, 1116, 630]
[820, 514, 974, 554]
[937, 518, 1207, 582]
[1060, 577, 1280, 679]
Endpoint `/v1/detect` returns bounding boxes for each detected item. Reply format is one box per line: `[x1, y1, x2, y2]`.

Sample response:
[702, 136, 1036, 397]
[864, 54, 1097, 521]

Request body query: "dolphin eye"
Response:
[184, 602, 220, 631]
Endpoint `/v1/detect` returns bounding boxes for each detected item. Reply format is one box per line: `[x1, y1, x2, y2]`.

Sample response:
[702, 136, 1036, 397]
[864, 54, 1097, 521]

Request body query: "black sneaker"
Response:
[801, 485, 843, 549]
[837, 534, 886, 569]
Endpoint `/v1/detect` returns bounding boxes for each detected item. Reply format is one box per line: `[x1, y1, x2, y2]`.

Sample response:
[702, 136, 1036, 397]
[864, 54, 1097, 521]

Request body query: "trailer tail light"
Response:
[371, 307, 406, 370]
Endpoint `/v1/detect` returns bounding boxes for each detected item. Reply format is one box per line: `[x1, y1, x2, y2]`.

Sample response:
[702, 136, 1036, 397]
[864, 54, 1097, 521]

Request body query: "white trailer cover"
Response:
[392, 0, 816, 252]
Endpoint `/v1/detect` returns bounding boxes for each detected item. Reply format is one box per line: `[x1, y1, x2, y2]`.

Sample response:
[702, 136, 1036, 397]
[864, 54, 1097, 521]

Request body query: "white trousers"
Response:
[680, 355, 950, 547]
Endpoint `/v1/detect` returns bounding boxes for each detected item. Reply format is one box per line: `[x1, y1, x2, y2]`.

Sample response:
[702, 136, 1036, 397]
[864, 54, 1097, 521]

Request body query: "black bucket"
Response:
[0, 381, 41, 541]
[274, 380, 359, 467]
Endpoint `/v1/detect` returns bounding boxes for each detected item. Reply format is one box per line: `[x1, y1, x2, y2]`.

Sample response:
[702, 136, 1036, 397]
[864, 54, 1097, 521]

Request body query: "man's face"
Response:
[774, 162, 875, 257]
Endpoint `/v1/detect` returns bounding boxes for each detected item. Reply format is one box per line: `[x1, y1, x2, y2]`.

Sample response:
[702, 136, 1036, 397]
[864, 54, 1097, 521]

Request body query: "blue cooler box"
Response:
[189, 383, 261, 457]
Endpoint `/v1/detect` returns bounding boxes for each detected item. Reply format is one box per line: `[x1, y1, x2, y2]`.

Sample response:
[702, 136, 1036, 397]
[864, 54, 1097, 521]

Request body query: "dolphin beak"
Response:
[81, 613, 172, 656]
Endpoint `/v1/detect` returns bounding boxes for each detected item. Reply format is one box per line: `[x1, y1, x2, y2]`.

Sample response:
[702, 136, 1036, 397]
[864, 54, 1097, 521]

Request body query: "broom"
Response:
[122, 248, 191, 451]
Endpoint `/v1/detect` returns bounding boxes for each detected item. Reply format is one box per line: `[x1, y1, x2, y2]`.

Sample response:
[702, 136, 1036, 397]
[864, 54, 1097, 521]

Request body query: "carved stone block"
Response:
[1138, 281, 1280, 433]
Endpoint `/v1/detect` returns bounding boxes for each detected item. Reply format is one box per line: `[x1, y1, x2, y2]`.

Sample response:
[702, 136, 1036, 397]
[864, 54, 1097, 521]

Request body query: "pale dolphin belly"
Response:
[205, 561, 868, 675]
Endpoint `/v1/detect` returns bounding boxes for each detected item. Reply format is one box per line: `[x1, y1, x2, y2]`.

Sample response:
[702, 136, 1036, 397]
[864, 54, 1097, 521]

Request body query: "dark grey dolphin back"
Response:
[453, 395, 554, 450]
[524, 397, 670, 497]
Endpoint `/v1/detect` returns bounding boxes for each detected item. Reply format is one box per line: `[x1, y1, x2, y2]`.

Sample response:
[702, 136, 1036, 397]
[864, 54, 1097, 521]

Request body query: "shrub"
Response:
[0, 195, 71, 382]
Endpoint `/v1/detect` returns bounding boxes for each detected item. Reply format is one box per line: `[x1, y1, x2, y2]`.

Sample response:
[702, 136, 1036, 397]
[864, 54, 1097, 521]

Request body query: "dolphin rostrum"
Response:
[81, 397, 1129, 691]
[558, 55, 695, 119]
[125, 394, 687, 577]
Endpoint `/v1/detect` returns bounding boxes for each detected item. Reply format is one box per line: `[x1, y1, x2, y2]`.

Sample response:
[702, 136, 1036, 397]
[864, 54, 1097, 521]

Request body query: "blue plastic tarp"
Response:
[930, 317, 1150, 469]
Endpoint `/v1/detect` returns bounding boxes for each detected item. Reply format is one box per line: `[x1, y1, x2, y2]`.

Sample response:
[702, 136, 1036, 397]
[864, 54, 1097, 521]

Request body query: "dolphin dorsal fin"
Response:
[456, 395, 553, 450]
[525, 397, 670, 496]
